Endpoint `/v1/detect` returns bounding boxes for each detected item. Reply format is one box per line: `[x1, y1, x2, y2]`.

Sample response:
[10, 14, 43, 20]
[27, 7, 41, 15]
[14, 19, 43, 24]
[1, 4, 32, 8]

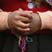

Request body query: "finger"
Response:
[18, 8, 23, 11]
[18, 8, 33, 13]
[14, 15, 31, 22]
[15, 10, 32, 19]
[24, 10, 33, 14]
[14, 21, 30, 28]
[19, 16, 31, 22]
[19, 11, 32, 19]
[15, 27, 30, 32]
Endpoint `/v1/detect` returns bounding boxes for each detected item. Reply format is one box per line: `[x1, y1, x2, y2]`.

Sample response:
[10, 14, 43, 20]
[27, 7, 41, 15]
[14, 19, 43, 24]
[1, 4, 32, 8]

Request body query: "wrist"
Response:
[38, 11, 52, 30]
[0, 12, 11, 30]
[38, 12, 47, 30]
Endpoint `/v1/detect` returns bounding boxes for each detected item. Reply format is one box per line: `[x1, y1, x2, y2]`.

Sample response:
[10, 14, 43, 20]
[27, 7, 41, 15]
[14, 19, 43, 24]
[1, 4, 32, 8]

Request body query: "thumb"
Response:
[18, 8, 23, 12]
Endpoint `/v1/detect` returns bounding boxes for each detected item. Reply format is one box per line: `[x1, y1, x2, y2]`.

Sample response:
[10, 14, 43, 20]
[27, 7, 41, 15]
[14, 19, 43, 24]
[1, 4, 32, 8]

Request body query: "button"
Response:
[27, 2, 35, 9]
[26, 36, 33, 43]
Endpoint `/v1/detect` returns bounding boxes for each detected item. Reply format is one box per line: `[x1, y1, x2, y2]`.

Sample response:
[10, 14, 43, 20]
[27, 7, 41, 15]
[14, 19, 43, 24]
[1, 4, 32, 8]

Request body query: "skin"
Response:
[8, 9, 32, 33]
[0, 0, 44, 34]
[8, 0, 42, 34]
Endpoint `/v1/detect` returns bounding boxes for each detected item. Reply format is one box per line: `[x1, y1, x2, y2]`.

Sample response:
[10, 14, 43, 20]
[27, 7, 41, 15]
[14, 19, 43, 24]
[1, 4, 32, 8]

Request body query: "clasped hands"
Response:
[8, 9, 41, 35]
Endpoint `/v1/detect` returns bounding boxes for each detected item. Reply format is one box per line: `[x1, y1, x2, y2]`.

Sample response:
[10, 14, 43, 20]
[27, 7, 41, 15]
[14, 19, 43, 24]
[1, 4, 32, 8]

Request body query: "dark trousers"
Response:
[0, 30, 52, 52]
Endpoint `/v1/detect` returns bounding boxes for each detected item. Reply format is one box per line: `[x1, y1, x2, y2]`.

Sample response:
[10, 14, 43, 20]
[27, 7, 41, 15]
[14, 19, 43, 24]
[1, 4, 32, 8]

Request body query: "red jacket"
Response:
[0, 0, 52, 12]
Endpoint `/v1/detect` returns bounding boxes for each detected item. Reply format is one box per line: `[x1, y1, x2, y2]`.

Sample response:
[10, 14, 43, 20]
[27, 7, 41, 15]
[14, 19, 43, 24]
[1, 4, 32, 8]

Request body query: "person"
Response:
[0, 0, 52, 52]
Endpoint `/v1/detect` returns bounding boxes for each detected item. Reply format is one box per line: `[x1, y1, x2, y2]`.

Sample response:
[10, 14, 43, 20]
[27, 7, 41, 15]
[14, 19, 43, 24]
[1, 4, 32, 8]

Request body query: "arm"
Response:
[38, 11, 52, 30]
[30, 11, 52, 33]
[0, 9, 32, 33]
[0, 9, 9, 30]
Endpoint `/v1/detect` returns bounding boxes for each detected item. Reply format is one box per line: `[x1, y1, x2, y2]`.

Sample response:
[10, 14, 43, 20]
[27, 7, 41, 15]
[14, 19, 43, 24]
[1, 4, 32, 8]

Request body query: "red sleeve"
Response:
[0, 0, 21, 11]
[0, 0, 4, 9]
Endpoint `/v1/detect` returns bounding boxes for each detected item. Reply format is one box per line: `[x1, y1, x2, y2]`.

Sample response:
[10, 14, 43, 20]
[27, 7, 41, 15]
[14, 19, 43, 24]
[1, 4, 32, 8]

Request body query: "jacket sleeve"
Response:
[0, 0, 4, 9]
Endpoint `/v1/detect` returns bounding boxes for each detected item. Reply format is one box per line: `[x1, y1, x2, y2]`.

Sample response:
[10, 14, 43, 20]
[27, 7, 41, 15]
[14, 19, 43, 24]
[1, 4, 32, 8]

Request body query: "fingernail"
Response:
[27, 28, 30, 31]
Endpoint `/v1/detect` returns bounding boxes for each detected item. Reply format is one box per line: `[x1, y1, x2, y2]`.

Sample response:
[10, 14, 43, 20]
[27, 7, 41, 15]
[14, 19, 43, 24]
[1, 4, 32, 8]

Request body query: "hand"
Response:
[21, 13, 41, 35]
[30, 13, 41, 33]
[8, 10, 32, 33]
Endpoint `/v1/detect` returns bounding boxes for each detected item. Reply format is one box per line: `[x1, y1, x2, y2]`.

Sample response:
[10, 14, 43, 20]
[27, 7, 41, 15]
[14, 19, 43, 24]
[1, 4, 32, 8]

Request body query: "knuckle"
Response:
[26, 23, 30, 26]
[22, 24, 30, 28]
[22, 24, 26, 28]
[18, 28, 25, 31]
